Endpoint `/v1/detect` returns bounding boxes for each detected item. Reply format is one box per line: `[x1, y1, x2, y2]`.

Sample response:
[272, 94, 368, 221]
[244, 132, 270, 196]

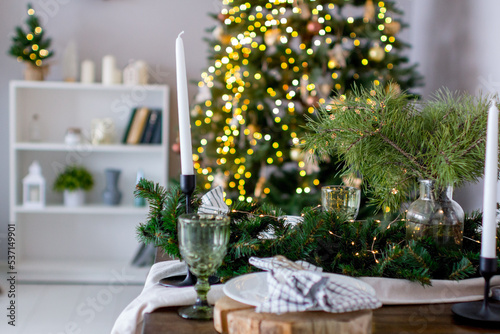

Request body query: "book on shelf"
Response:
[150, 112, 162, 144]
[124, 107, 151, 144]
[122, 107, 137, 143]
[140, 109, 161, 144]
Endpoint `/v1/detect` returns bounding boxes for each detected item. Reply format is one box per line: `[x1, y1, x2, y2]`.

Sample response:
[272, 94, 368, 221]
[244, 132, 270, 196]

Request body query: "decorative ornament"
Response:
[306, 95, 320, 107]
[264, 28, 281, 46]
[385, 82, 401, 95]
[64, 127, 82, 146]
[316, 75, 334, 99]
[29, 113, 41, 142]
[194, 84, 212, 104]
[320, 83, 333, 98]
[297, 0, 311, 20]
[213, 26, 232, 45]
[218, 13, 229, 22]
[328, 44, 348, 68]
[91, 118, 115, 145]
[300, 76, 309, 103]
[23, 160, 46, 209]
[342, 173, 363, 189]
[306, 18, 322, 34]
[212, 26, 223, 40]
[213, 170, 228, 189]
[220, 34, 232, 45]
[384, 21, 401, 35]
[246, 124, 259, 138]
[123, 60, 149, 86]
[364, 0, 376, 23]
[290, 147, 303, 162]
[368, 43, 385, 62]
[303, 151, 320, 174]
[254, 176, 267, 198]
[172, 135, 180, 154]
[62, 40, 78, 82]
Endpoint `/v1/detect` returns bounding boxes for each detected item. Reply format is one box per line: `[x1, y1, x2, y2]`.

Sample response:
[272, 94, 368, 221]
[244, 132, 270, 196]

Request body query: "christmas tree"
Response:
[190, 0, 422, 214]
[8, 3, 54, 67]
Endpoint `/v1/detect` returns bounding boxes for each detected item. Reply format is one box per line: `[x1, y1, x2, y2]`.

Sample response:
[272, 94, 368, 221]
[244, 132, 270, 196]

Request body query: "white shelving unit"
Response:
[9, 80, 169, 283]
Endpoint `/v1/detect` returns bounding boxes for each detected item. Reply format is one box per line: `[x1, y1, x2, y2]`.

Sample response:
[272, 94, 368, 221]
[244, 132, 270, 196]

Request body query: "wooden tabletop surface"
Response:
[142, 300, 500, 333]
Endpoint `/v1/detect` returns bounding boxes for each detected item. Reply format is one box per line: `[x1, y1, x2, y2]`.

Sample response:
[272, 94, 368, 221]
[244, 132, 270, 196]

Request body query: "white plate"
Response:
[223, 271, 376, 306]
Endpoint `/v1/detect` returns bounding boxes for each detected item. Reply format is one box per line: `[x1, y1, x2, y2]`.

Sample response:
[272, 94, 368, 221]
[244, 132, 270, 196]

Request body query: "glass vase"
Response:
[406, 180, 464, 249]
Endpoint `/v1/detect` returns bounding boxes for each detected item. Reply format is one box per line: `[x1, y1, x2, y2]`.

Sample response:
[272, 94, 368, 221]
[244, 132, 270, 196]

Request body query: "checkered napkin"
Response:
[249, 256, 382, 314]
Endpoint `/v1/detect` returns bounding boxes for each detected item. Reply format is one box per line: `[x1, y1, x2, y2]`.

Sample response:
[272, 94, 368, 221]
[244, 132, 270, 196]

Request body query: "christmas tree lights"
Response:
[191, 0, 422, 213]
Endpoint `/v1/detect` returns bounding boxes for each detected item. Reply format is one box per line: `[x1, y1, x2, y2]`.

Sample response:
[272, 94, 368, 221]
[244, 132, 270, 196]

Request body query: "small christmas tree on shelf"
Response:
[8, 3, 54, 80]
[190, 0, 423, 214]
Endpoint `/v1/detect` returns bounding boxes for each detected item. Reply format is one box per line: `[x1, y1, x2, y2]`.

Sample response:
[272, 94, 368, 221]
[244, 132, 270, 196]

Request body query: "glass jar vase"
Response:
[406, 180, 464, 249]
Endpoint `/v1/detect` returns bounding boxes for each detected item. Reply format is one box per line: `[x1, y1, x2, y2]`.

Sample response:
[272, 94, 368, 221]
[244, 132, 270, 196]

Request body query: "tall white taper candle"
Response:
[176, 31, 194, 175]
[481, 101, 499, 259]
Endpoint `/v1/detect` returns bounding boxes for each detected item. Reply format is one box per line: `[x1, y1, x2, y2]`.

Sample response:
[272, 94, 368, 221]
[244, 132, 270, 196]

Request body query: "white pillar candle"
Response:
[102, 55, 116, 85]
[481, 101, 499, 259]
[176, 31, 194, 175]
[80, 60, 95, 84]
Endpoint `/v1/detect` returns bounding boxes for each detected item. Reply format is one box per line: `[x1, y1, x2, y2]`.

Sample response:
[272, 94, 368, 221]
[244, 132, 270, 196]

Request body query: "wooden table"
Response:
[144, 251, 500, 333]
[142, 297, 500, 333]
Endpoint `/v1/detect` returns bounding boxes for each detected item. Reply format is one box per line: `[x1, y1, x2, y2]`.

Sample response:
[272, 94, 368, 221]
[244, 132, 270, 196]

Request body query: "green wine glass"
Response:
[177, 213, 230, 320]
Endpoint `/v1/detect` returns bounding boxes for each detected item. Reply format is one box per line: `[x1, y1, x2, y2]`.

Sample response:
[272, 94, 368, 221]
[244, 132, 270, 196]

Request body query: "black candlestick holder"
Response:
[159, 174, 196, 287]
[452, 257, 500, 326]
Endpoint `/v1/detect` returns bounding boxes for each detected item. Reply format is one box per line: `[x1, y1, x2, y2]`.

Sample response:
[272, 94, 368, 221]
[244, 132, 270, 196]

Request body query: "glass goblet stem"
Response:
[193, 275, 210, 307]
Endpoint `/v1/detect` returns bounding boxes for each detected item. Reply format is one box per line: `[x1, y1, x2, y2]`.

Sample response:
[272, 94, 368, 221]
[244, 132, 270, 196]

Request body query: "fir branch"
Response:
[448, 258, 474, 281]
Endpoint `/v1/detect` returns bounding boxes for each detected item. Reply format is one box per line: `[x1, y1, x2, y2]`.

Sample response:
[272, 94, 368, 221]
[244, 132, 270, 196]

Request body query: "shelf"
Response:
[10, 80, 169, 283]
[10, 80, 168, 93]
[17, 260, 151, 284]
[15, 142, 164, 152]
[14, 204, 149, 215]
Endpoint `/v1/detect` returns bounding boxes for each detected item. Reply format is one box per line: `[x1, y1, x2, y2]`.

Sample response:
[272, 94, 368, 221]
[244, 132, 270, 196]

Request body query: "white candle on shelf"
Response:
[176, 31, 194, 175]
[102, 55, 116, 85]
[481, 101, 499, 259]
[80, 60, 95, 84]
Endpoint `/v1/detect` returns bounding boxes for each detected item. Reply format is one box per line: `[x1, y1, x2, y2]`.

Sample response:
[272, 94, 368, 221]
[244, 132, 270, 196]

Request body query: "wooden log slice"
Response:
[214, 296, 372, 334]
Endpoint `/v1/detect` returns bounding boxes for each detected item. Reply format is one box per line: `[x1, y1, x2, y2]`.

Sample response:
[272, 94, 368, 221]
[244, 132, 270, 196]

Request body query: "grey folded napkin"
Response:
[198, 186, 230, 214]
[249, 256, 382, 314]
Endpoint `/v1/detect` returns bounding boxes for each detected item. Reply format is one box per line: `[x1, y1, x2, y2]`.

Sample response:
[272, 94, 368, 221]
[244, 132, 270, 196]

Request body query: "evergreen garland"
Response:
[135, 179, 500, 284]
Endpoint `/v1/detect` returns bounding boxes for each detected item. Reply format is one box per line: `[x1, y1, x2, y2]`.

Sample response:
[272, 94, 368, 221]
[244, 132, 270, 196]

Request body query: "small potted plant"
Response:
[53, 165, 94, 207]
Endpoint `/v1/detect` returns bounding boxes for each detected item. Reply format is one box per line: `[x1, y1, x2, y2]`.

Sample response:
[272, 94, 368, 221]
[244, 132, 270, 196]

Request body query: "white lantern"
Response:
[22, 161, 46, 209]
